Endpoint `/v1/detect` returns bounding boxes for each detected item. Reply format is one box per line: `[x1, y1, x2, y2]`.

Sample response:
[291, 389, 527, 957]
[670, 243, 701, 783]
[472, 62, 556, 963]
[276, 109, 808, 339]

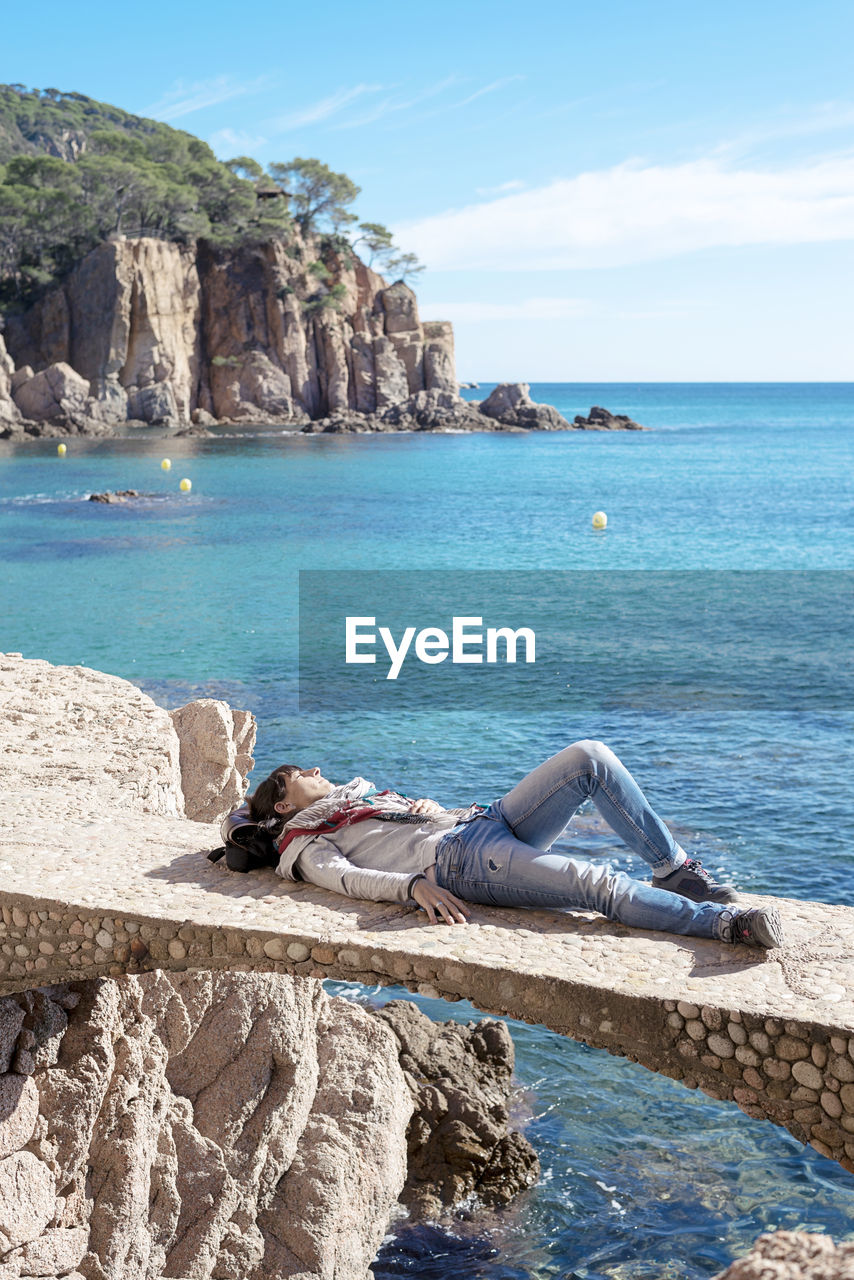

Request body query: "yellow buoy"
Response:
[57, 443, 67, 456]
[161, 458, 172, 471]
[179, 477, 192, 493]
[592, 510, 607, 529]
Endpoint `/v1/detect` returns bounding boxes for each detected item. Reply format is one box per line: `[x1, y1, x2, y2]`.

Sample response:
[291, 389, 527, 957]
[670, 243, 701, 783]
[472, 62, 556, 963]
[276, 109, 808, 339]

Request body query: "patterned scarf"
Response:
[277, 775, 485, 856]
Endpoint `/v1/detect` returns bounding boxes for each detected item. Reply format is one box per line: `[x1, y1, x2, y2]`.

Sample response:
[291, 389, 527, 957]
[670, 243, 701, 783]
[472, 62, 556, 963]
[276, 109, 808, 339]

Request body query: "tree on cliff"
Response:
[351, 223, 424, 282]
[0, 86, 423, 310]
[267, 157, 360, 234]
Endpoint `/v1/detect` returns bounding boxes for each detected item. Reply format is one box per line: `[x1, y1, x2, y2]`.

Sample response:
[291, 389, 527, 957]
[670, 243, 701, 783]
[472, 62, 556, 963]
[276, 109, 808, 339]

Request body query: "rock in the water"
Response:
[573, 404, 645, 430]
[479, 382, 571, 430]
[381, 387, 488, 431]
[87, 489, 146, 503]
[169, 698, 256, 823]
[713, 1230, 854, 1278]
[376, 999, 540, 1219]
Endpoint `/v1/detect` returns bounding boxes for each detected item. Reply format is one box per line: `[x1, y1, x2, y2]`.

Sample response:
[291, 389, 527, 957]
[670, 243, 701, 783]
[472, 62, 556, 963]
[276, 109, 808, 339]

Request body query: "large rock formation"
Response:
[3, 236, 458, 430]
[0, 972, 412, 1280]
[1, 238, 643, 437]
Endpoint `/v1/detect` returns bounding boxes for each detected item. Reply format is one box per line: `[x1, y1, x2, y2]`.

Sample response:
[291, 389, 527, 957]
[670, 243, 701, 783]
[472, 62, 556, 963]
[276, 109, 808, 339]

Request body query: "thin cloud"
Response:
[452, 75, 525, 108]
[210, 127, 268, 155]
[421, 298, 694, 323]
[476, 179, 525, 197]
[269, 83, 384, 131]
[333, 77, 459, 130]
[713, 101, 854, 158]
[397, 153, 854, 271]
[422, 298, 589, 322]
[382, 76, 526, 130]
[141, 75, 268, 121]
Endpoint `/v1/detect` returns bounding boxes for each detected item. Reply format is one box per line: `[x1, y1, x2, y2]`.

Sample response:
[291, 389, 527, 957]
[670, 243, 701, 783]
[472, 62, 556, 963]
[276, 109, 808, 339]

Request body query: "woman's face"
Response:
[276, 766, 333, 816]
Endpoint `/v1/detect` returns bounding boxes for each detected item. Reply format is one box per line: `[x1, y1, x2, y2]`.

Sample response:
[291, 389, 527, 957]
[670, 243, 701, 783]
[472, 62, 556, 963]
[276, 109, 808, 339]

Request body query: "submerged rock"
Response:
[86, 489, 150, 503]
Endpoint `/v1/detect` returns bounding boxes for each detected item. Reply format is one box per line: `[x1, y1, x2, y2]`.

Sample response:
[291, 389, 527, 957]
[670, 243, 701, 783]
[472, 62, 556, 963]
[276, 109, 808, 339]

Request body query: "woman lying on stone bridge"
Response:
[247, 739, 783, 949]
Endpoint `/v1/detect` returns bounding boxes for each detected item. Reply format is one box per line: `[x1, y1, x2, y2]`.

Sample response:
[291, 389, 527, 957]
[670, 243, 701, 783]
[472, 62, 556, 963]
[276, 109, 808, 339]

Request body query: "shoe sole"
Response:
[750, 907, 784, 949]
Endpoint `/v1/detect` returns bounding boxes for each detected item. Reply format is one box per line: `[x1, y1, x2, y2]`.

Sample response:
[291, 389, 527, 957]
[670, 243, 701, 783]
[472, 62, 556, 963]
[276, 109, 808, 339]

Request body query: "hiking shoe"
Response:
[721, 905, 784, 949]
[653, 857, 739, 904]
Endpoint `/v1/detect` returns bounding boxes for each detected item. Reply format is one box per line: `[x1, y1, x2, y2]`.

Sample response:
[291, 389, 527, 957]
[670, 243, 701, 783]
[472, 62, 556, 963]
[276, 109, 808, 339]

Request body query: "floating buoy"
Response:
[592, 510, 607, 529]
[161, 458, 172, 471]
[179, 477, 192, 492]
[57, 443, 67, 456]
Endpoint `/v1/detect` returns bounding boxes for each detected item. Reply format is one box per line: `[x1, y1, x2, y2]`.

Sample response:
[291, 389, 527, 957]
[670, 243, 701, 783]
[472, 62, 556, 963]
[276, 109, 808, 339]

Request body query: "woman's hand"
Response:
[411, 878, 472, 926]
[408, 797, 444, 817]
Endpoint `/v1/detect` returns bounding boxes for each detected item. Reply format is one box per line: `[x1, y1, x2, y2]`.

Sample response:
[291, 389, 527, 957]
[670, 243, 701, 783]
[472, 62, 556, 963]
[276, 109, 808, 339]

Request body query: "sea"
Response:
[2, 382, 853, 1278]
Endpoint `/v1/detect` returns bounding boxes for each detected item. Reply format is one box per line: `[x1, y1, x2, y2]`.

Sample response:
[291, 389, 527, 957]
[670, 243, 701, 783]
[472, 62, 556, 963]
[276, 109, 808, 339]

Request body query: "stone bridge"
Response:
[2, 654, 853, 1177]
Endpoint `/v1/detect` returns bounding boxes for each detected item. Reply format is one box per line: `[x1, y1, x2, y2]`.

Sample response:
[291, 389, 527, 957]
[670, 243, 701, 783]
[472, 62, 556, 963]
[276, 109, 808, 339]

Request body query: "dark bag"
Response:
[207, 803, 279, 873]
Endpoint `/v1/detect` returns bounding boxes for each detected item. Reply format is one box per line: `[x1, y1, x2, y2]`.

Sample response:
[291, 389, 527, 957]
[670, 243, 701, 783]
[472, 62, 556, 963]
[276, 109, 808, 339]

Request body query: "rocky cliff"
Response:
[0, 235, 606, 436]
[0, 972, 412, 1280]
[2, 235, 459, 429]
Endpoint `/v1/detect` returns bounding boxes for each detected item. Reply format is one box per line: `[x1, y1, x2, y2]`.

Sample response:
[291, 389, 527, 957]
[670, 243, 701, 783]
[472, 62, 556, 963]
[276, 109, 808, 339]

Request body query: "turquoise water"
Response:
[2, 382, 853, 1275]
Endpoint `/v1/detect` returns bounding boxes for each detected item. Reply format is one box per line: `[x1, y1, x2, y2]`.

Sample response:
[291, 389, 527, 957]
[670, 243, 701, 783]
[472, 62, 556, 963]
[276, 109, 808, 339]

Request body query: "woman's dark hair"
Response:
[247, 763, 302, 836]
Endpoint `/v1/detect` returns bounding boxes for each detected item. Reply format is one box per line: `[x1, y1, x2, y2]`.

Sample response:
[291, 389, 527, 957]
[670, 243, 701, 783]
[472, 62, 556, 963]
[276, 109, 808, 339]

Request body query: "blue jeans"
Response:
[434, 740, 733, 940]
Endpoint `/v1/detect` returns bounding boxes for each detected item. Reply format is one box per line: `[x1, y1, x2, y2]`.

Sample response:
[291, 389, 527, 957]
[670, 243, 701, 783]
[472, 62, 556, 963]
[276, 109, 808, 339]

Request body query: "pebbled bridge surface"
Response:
[1, 654, 853, 1176]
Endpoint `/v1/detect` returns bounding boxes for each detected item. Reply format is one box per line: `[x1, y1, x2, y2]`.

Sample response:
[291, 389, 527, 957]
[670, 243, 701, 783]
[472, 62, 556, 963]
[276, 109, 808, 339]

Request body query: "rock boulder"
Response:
[11, 362, 90, 424]
[479, 382, 571, 430]
[169, 698, 256, 823]
[573, 404, 645, 430]
[377, 999, 540, 1219]
[0, 972, 412, 1280]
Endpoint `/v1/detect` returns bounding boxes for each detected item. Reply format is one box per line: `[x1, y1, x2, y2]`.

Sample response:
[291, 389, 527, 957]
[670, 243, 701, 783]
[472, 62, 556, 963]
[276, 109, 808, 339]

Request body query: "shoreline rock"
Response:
[377, 999, 540, 1220]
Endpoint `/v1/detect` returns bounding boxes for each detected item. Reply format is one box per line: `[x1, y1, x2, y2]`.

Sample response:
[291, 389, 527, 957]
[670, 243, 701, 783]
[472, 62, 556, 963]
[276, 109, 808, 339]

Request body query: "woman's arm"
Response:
[295, 841, 428, 906]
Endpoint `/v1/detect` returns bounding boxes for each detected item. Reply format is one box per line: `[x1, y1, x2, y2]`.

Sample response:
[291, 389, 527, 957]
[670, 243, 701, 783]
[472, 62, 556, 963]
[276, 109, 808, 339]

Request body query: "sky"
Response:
[4, 0, 854, 380]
